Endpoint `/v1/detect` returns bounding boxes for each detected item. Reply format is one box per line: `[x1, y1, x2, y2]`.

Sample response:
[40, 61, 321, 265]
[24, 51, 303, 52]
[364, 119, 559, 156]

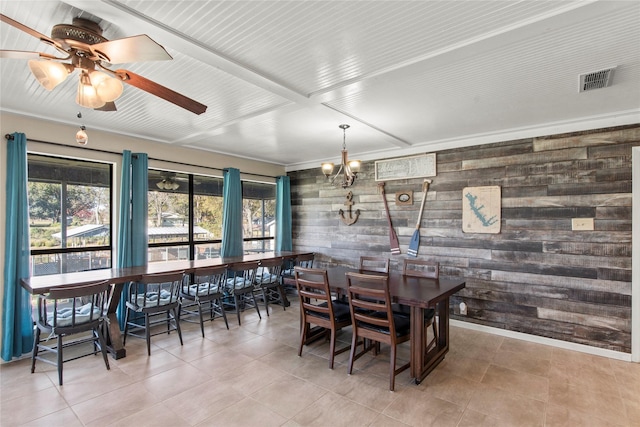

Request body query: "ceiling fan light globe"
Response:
[28, 60, 69, 91]
[76, 74, 106, 109]
[90, 71, 123, 102]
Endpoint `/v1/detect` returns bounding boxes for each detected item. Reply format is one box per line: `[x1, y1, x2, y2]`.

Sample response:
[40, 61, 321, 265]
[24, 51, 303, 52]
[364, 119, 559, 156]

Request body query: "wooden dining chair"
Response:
[31, 279, 111, 385]
[255, 257, 286, 315]
[179, 265, 229, 337]
[294, 266, 352, 369]
[282, 253, 315, 288]
[359, 256, 390, 274]
[123, 271, 184, 355]
[224, 261, 260, 325]
[346, 272, 410, 391]
[403, 259, 439, 355]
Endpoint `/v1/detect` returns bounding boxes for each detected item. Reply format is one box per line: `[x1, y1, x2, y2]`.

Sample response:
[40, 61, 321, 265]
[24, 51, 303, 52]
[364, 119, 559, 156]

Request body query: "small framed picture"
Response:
[395, 190, 413, 205]
[462, 186, 501, 233]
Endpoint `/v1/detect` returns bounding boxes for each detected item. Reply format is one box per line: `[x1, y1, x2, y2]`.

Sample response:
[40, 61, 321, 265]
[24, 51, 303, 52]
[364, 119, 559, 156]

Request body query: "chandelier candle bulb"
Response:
[321, 162, 335, 177]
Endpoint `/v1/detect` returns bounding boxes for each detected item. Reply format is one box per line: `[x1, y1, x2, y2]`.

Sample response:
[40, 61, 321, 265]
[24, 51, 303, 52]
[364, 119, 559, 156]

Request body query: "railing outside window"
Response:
[28, 154, 112, 276]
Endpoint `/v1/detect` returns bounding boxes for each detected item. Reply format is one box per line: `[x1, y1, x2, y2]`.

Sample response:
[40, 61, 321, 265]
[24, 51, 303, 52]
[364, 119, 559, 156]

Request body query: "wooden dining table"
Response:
[325, 266, 465, 384]
[20, 251, 309, 359]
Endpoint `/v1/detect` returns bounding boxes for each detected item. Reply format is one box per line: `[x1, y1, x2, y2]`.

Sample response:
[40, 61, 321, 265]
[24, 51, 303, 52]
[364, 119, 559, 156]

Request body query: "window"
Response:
[243, 181, 276, 253]
[147, 170, 275, 261]
[194, 175, 224, 260]
[28, 154, 112, 276]
[147, 170, 190, 262]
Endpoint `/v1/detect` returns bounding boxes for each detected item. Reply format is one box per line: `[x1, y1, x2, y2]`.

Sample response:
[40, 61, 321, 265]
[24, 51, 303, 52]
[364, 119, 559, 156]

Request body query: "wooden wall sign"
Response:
[462, 186, 501, 233]
[375, 153, 436, 181]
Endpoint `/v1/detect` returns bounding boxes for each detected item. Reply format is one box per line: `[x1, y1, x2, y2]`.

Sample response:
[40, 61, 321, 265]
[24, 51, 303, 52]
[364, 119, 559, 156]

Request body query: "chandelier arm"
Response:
[328, 163, 345, 186]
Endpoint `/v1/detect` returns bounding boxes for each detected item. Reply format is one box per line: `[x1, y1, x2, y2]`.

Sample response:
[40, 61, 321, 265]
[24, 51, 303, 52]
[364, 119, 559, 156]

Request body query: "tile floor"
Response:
[1, 296, 638, 427]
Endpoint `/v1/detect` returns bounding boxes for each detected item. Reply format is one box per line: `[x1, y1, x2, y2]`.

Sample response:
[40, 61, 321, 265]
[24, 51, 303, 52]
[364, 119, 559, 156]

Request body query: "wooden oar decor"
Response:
[378, 182, 401, 255]
[407, 179, 431, 257]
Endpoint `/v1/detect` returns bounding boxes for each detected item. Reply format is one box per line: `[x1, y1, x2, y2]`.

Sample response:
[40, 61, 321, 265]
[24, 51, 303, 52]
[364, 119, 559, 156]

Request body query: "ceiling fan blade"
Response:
[92, 35, 172, 64]
[0, 49, 60, 60]
[95, 101, 117, 112]
[116, 69, 207, 115]
[0, 13, 62, 50]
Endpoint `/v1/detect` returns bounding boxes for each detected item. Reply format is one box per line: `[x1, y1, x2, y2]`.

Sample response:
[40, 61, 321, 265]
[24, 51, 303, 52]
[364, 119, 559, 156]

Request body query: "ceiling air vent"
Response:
[579, 67, 616, 92]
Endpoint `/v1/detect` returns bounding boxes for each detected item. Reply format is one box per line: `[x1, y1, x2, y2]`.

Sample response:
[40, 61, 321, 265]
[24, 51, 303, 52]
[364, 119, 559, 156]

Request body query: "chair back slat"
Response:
[256, 257, 284, 286]
[359, 256, 390, 274]
[282, 253, 314, 286]
[346, 272, 395, 333]
[226, 261, 259, 290]
[403, 259, 439, 278]
[294, 267, 333, 319]
[42, 280, 110, 331]
[295, 253, 315, 269]
[130, 271, 184, 309]
[185, 265, 228, 297]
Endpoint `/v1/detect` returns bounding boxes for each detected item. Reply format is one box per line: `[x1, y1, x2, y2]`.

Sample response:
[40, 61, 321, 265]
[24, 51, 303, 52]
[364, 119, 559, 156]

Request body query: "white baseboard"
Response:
[450, 319, 634, 362]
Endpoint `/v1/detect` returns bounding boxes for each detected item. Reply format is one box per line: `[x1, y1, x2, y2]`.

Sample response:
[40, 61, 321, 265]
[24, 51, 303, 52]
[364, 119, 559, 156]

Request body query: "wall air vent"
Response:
[579, 67, 616, 92]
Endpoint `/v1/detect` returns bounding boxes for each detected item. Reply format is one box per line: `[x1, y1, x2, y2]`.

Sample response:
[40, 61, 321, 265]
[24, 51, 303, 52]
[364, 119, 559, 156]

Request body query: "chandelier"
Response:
[321, 124, 361, 188]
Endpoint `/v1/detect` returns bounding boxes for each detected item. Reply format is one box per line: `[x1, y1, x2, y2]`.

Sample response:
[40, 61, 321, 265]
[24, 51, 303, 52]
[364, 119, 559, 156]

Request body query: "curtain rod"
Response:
[5, 133, 278, 179]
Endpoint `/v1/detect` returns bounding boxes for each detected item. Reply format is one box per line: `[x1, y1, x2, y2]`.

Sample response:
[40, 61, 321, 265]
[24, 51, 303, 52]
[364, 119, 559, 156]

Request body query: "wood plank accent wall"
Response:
[288, 125, 640, 353]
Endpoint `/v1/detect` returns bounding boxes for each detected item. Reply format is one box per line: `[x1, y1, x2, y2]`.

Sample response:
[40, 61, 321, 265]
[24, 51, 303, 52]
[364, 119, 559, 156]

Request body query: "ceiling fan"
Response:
[155, 171, 198, 190]
[0, 13, 207, 115]
[156, 172, 181, 191]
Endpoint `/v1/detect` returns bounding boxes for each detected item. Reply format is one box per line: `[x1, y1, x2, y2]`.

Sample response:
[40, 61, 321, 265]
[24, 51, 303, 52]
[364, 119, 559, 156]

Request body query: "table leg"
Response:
[409, 306, 425, 381]
[104, 282, 127, 359]
[411, 298, 451, 384]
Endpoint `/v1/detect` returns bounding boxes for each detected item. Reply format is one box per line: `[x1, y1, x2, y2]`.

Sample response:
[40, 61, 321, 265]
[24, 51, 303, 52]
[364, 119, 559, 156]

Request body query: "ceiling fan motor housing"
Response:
[51, 17, 106, 45]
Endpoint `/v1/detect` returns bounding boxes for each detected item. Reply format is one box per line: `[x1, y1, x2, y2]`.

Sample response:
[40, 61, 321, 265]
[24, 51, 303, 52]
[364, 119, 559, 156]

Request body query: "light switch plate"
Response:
[572, 218, 594, 231]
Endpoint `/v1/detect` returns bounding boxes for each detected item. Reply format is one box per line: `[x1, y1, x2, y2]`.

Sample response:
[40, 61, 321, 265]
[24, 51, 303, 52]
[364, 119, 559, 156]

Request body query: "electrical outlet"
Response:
[459, 302, 467, 316]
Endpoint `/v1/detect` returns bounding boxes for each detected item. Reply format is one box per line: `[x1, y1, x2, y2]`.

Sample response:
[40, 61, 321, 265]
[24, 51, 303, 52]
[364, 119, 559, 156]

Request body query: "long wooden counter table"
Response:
[21, 251, 311, 359]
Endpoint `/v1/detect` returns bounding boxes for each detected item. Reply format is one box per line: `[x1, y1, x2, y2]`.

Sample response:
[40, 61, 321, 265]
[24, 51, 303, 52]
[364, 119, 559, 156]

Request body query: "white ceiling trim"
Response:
[286, 108, 640, 172]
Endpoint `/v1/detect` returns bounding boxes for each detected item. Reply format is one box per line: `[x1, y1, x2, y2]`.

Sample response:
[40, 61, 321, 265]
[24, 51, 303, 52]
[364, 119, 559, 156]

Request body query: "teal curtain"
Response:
[2, 133, 34, 361]
[275, 175, 292, 252]
[221, 168, 243, 257]
[116, 151, 148, 329]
